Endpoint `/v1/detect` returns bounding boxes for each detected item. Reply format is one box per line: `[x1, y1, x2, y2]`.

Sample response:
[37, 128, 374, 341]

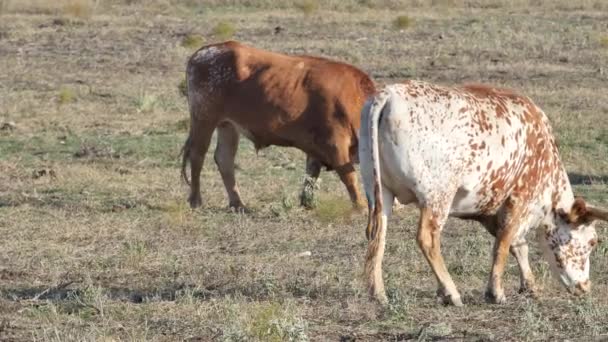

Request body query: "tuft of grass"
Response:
[134, 92, 159, 113]
[314, 195, 354, 224]
[177, 77, 188, 97]
[181, 33, 204, 49]
[213, 21, 236, 40]
[162, 199, 190, 226]
[599, 34, 608, 48]
[58, 87, 76, 105]
[295, 0, 318, 15]
[248, 302, 308, 341]
[394, 15, 414, 29]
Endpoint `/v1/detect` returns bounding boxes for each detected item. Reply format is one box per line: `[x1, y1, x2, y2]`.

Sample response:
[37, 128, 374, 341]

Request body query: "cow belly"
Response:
[224, 119, 292, 150]
[450, 188, 487, 215]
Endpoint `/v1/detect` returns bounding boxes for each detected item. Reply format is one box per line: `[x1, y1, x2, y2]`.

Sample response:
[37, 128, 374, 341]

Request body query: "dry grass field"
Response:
[1, 0, 608, 340]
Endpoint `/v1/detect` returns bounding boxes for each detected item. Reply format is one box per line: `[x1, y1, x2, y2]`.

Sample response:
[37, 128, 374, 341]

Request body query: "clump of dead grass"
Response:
[295, 0, 319, 15]
[58, 87, 76, 105]
[181, 33, 204, 49]
[394, 15, 414, 29]
[213, 21, 236, 40]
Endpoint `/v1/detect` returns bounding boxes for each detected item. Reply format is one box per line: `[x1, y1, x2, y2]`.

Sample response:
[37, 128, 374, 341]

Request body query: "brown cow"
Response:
[181, 41, 375, 211]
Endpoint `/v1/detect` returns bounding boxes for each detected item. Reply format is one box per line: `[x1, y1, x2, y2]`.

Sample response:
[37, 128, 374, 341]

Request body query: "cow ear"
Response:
[587, 205, 608, 222]
[558, 197, 592, 229]
[569, 197, 588, 225]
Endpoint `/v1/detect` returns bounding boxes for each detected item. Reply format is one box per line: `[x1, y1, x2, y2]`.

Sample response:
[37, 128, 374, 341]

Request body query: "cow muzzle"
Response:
[569, 280, 591, 296]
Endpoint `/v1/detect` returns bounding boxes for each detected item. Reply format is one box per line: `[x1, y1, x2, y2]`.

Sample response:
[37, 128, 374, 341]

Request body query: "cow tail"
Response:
[180, 133, 192, 186]
[361, 90, 391, 291]
[180, 65, 194, 186]
[364, 90, 390, 242]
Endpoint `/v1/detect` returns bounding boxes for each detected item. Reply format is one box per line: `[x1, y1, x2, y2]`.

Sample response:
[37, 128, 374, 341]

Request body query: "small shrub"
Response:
[295, 0, 318, 15]
[394, 15, 413, 29]
[213, 21, 236, 40]
[181, 33, 204, 49]
[58, 87, 76, 104]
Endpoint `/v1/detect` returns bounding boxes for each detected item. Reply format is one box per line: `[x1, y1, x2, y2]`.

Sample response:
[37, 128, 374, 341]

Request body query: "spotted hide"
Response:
[181, 41, 375, 211]
[359, 80, 608, 306]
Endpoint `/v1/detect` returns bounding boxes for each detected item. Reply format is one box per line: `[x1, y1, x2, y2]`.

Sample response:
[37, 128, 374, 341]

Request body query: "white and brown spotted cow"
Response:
[182, 41, 375, 211]
[359, 80, 608, 306]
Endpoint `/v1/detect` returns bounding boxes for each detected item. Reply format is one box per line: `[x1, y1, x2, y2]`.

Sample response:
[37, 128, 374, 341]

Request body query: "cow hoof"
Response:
[229, 202, 249, 214]
[299, 194, 316, 209]
[373, 292, 388, 306]
[188, 194, 202, 209]
[518, 286, 538, 299]
[353, 202, 367, 214]
[436, 289, 464, 307]
[485, 289, 506, 304]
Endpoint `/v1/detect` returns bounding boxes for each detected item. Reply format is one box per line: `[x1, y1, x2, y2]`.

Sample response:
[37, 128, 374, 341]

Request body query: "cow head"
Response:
[541, 197, 607, 295]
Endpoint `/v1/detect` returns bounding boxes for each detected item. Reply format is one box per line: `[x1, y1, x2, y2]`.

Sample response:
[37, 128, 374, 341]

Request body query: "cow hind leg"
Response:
[214, 121, 246, 212]
[417, 205, 463, 307]
[185, 118, 217, 208]
[299, 155, 322, 209]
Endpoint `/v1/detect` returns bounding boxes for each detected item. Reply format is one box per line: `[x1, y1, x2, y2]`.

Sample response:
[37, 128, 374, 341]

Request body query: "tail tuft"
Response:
[180, 134, 192, 185]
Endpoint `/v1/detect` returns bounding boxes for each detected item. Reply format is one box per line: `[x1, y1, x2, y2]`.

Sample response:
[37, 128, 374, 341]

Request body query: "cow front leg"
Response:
[417, 206, 463, 306]
[486, 204, 522, 304]
[299, 155, 322, 209]
[510, 241, 537, 296]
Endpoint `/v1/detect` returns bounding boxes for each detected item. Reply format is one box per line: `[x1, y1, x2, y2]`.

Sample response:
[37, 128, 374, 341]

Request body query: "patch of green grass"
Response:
[211, 300, 309, 342]
[58, 87, 76, 105]
[517, 301, 549, 340]
[313, 195, 354, 224]
[294, 0, 318, 15]
[0, 132, 182, 167]
[213, 21, 236, 40]
[394, 15, 413, 29]
[181, 33, 204, 49]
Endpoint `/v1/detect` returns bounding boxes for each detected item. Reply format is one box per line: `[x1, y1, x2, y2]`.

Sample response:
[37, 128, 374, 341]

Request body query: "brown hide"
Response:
[182, 41, 375, 210]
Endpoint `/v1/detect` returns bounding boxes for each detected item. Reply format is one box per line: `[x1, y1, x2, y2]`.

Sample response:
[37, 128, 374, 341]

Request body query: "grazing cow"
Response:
[359, 80, 607, 306]
[181, 41, 375, 211]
